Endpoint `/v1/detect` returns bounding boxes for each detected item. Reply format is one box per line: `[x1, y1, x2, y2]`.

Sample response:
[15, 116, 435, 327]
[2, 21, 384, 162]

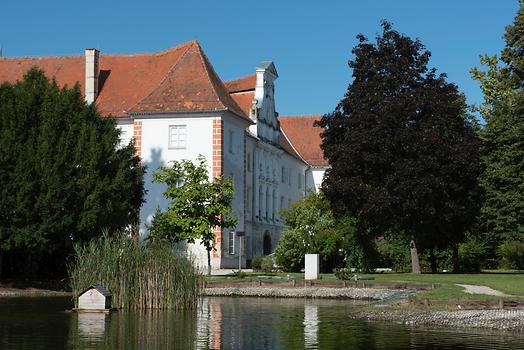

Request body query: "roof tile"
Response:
[279, 115, 328, 166]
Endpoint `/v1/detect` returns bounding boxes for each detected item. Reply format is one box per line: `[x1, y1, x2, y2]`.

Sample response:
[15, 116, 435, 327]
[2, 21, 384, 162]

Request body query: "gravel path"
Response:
[203, 287, 400, 300]
[357, 309, 524, 331]
[456, 284, 511, 297]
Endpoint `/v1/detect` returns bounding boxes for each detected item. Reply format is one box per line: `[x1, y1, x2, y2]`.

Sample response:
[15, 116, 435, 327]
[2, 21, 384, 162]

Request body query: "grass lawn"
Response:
[369, 272, 524, 300]
[206, 270, 524, 301]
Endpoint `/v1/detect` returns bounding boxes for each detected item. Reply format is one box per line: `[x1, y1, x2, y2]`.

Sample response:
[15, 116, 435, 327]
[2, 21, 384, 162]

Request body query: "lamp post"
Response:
[236, 231, 245, 271]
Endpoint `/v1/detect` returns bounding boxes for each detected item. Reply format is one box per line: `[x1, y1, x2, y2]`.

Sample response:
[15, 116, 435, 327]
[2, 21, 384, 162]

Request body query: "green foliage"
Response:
[274, 229, 305, 272]
[0, 68, 144, 277]
[150, 155, 237, 273]
[375, 236, 412, 272]
[471, 4, 524, 250]
[337, 217, 378, 272]
[317, 21, 481, 272]
[498, 240, 524, 270]
[274, 192, 344, 272]
[333, 268, 353, 280]
[250, 255, 264, 271]
[457, 234, 488, 272]
[260, 255, 275, 273]
[68, 232, 201, 309]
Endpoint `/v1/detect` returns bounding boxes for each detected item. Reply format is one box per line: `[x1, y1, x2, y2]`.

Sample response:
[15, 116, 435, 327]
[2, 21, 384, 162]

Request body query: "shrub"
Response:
[274, 229, 304, 272]
[375, 236, 411, 272]
[498, 240, 524, 270]
[251, 255, 264, 271]
[333, 268, 353, 280]
[261, 256, 275, 273]
[457, 234, 487, 272]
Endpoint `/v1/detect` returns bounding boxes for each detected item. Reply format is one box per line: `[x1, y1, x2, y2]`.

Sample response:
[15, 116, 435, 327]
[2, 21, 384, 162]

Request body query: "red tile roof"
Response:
[278, 131, 304, 162]
[278, 115, 328, 166]
[224, 74, 256, 93]
[230, 92, 255, 116]
[224, 74, 257, 115]
[0, 41, 249, 121]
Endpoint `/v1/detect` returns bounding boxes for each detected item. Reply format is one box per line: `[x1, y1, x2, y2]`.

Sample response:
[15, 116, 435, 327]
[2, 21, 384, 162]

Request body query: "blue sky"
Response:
[1, 1, 519, 116]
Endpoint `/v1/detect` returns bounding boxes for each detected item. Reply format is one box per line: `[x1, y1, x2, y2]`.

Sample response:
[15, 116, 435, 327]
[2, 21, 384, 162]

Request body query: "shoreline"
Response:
[203, 286, 404, 300]
[355, 309, 524, 332]
[0, 288, 71, 297]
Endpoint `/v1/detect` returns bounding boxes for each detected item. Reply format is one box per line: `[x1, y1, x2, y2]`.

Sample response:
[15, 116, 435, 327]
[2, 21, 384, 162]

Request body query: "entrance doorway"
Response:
[263, 231, 272, 255]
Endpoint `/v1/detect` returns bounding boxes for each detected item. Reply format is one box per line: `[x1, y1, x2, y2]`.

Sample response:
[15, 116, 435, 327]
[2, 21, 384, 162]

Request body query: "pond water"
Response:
[1, 296, 524, 349]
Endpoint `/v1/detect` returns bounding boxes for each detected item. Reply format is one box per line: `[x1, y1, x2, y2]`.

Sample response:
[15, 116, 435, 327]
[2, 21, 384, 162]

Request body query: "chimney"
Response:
[85, 48, 99, 104]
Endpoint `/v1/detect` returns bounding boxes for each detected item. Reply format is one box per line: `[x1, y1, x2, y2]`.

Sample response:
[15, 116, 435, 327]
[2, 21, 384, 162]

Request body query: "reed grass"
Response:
[68, 233, 201, 310]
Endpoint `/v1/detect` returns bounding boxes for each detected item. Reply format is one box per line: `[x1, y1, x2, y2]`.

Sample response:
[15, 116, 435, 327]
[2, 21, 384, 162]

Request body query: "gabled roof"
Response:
[80, 284, 112, 297]
[257, 61, 278, 77]
[130, 42, 248, 120]
[278, 115, 328, 167]
[0, 41, 250, 121]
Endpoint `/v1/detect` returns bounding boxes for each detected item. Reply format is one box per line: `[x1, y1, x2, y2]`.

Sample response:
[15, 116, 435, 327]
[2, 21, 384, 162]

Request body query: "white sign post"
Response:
[305, 254, 319, 280]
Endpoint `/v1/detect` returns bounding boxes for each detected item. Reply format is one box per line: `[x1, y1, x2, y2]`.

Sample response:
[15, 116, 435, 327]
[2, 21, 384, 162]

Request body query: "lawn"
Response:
[206, 271, 524, 301]
[369, 272, 524, 297]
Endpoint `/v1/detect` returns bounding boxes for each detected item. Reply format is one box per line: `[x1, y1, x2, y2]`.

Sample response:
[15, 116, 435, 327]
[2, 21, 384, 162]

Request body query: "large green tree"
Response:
[150, 155, 237, 275]
[471, 3, 524, 248]
[317, 22, 481, 273]
[0, 68, 144, 277]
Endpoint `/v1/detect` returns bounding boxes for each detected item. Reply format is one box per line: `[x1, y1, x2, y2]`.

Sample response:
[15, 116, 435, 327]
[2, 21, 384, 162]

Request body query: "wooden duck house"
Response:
[77, 284, 112, 311]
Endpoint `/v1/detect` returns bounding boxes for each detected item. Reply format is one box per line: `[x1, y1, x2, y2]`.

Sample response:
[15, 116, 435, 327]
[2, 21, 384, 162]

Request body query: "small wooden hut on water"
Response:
[77, 284, 112, 311]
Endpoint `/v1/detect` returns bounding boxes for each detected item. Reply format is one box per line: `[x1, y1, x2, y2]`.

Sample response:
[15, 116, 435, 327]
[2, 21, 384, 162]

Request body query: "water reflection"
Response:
[77, 313, 106, 341]
[1, 296, 524, 349]
[304, 303, 319, 349]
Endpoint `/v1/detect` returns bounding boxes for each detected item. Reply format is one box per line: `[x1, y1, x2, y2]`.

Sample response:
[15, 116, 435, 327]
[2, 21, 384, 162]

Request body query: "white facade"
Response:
[116, 61, 322, 269]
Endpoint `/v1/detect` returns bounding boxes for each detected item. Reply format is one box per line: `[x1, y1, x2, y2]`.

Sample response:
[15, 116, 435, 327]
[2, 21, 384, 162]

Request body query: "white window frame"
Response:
[228, 231, 235, 255]
[168, 125, 187, 149]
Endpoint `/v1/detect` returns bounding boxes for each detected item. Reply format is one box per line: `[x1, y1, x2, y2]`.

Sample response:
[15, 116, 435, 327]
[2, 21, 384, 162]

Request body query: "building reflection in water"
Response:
[196, 297, 223, 349]
[304, 303, 319, 349]
[77, 312, 107, 341]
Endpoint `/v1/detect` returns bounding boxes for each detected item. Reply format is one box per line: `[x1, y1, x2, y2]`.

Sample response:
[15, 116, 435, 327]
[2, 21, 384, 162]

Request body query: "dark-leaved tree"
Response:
[317, 22, 481, 273]
[0, 68, 144, 278]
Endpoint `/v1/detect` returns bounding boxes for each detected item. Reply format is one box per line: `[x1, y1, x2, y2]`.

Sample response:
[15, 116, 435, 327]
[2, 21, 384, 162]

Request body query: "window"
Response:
[280, 196, 285, 211]
[228, 231, 235, 255]
[288, 168, 292, 185]
[247, 186, 252, 213]
[272, 190, 276, 221]
[168, 125, 187, 149]
[228, 130, 234, 154]
[281, 167, 286, 183]
[265, 188, 270, 220]
[258, 186, 263, 219]
[247, 153, 252, 172]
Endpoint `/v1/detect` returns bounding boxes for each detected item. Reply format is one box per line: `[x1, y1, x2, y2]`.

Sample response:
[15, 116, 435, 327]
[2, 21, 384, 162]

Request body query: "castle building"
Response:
[0, 41, 328, 269]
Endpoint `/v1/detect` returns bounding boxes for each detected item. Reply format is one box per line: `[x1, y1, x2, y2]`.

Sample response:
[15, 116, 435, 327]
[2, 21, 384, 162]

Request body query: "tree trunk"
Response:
[207, 248, 212, 276]
[429, 247, 437, 274]
[410, 238, 421, 274]
[0, 249, 3, 280]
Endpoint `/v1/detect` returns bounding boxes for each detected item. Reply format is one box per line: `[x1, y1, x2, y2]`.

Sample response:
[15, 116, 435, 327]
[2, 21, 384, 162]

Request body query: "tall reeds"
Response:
[68, 233, 201, 310]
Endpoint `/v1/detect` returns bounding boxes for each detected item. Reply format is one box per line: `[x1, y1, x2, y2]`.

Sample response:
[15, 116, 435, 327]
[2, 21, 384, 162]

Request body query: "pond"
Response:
[1, 296, 523, 349]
